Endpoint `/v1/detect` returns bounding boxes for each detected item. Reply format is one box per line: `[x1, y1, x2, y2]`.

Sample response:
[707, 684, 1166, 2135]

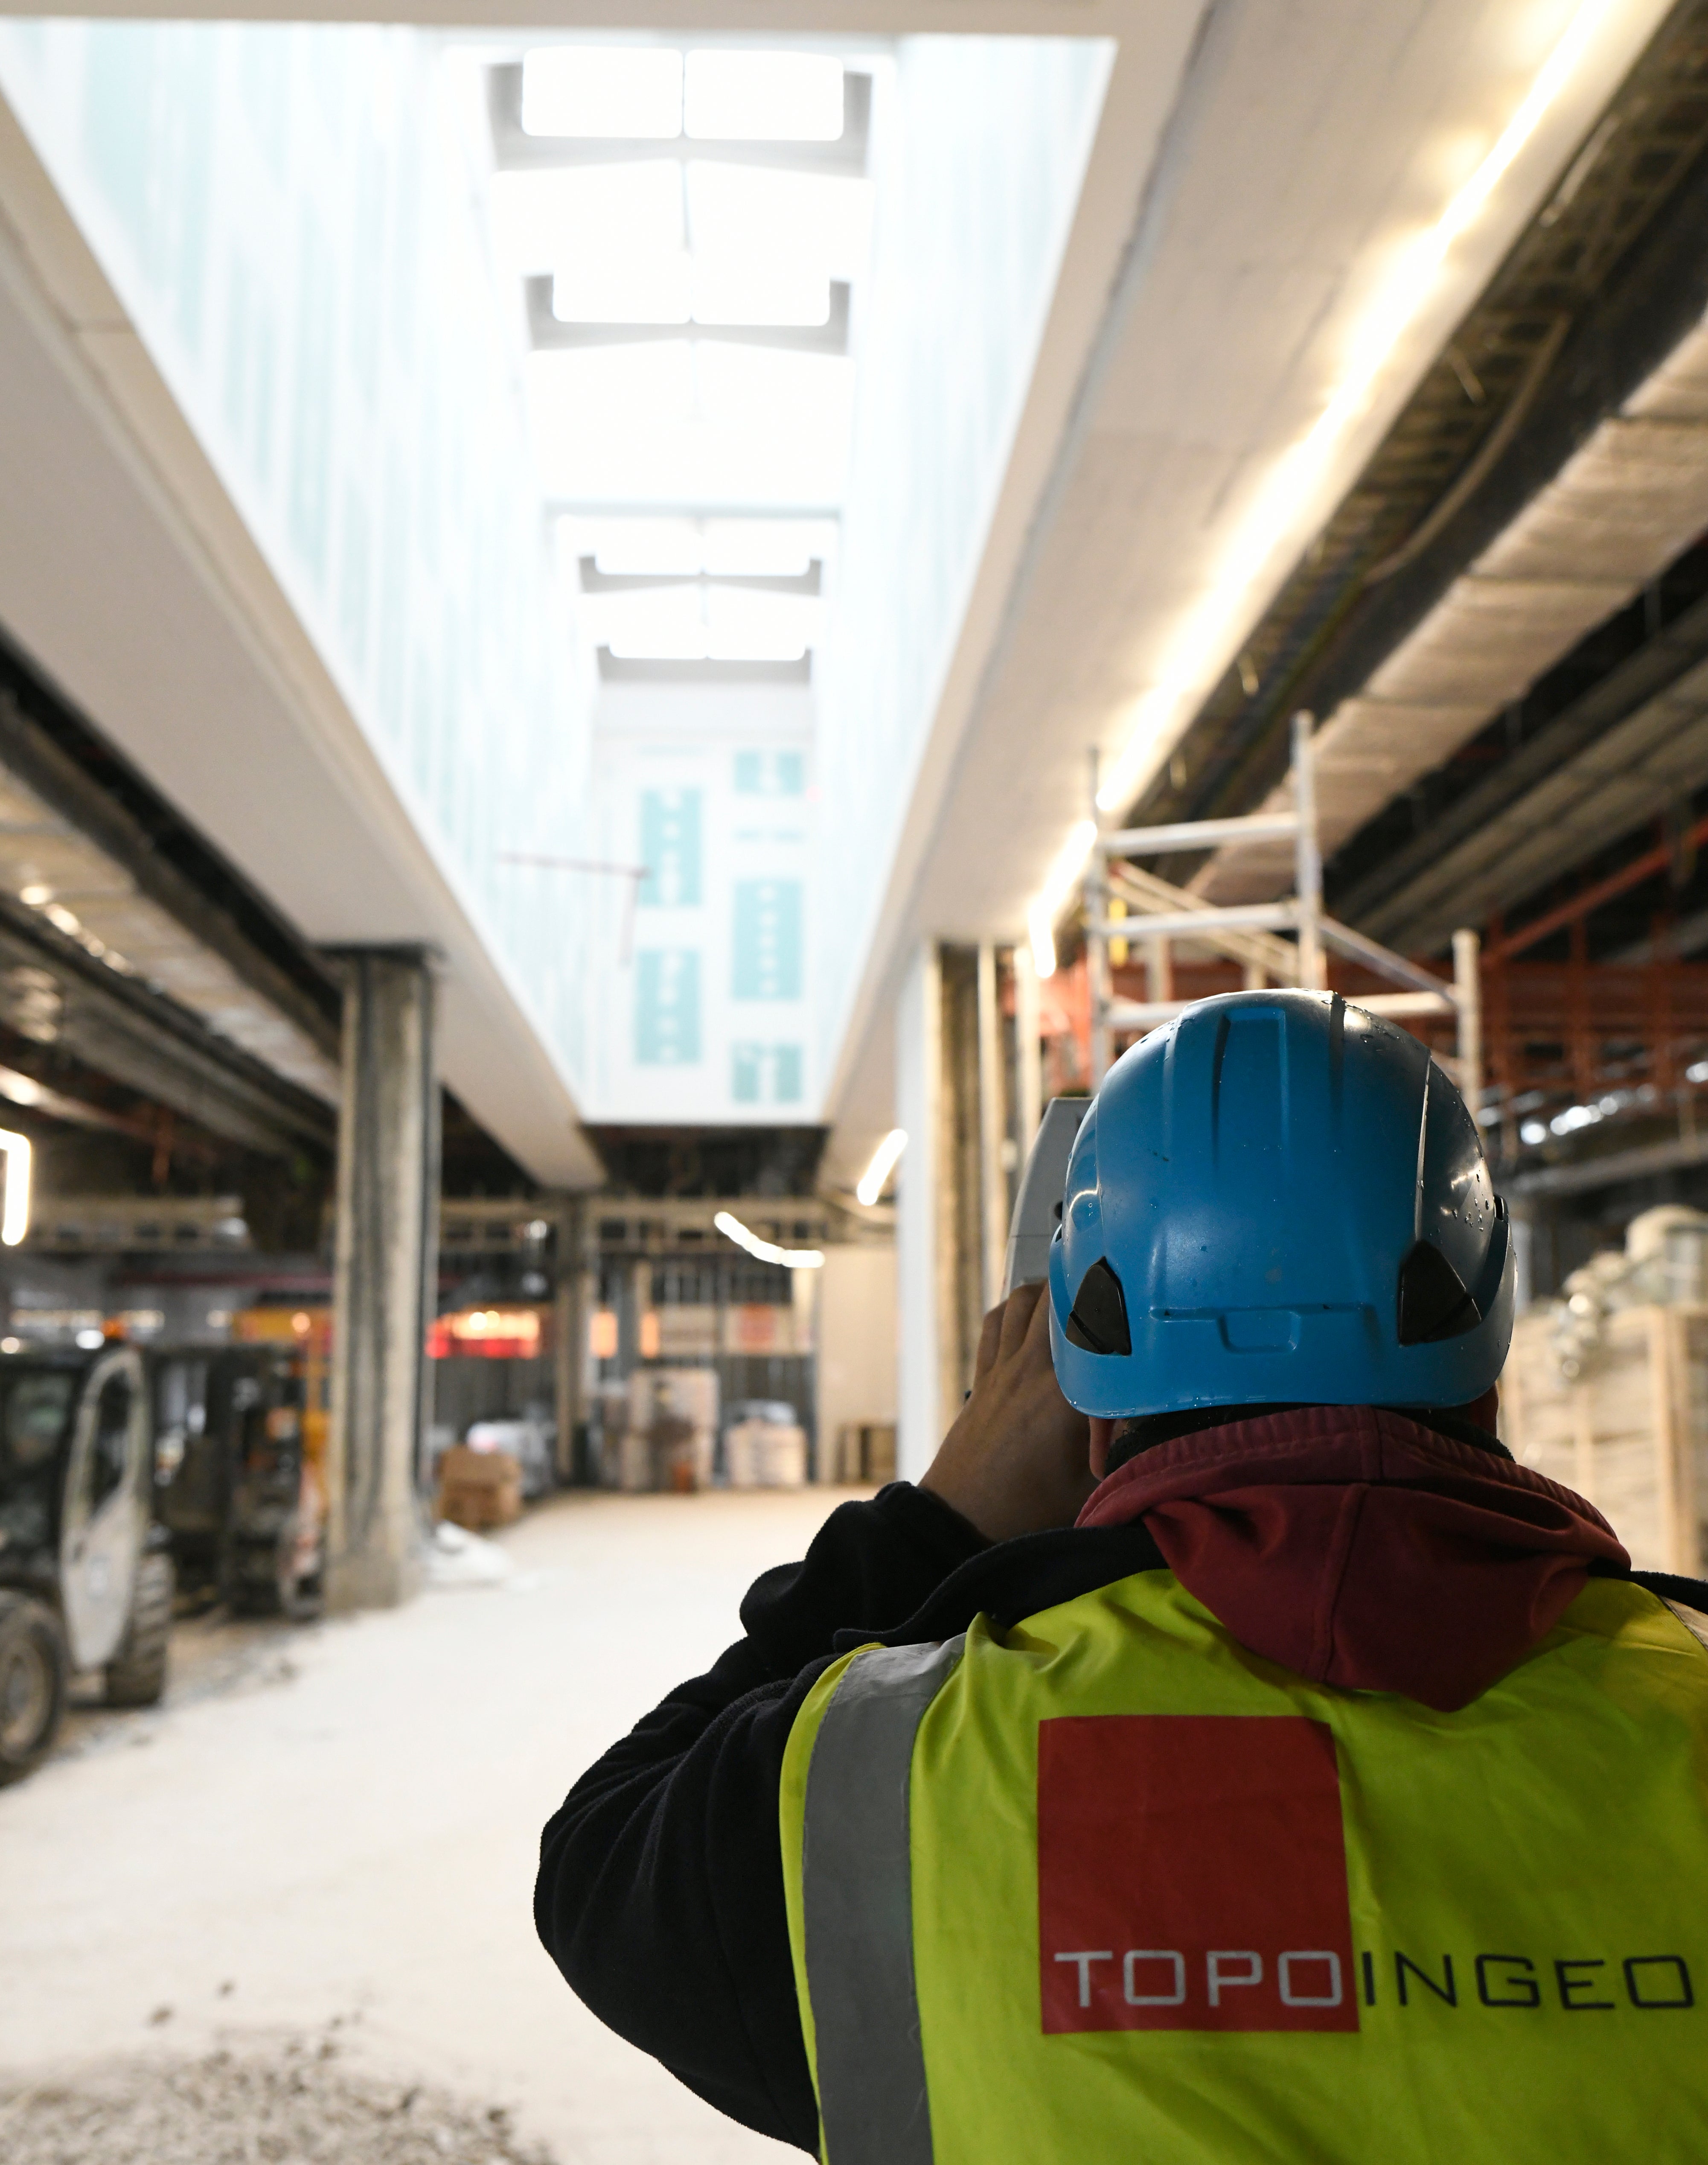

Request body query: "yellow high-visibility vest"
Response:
[780, 1570, 1708, 2164]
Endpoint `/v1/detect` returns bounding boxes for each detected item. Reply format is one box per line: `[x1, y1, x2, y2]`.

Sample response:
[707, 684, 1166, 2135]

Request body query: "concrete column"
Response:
[1013, 942, 1042, 1152]
[976, 944, 1007, 1311]
[896, 942, 946, 1482]
[551, 1195, 583, 1484]
[325, 948, 439, 1612]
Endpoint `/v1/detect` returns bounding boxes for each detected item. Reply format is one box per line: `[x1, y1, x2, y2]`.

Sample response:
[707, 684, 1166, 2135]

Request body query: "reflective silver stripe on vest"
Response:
[802, 1635, 966, 2165]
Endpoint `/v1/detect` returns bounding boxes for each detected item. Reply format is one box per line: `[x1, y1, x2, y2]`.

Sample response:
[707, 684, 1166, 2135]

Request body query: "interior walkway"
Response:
[0, 1490, 865, 2163]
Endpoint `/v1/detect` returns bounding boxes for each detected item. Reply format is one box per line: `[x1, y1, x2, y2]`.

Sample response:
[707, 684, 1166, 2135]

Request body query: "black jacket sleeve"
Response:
[534, 1483, 987, 2151]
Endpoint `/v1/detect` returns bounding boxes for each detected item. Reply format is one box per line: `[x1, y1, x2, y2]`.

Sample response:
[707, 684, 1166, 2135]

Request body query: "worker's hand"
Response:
[918, 1282, 1100, 1542]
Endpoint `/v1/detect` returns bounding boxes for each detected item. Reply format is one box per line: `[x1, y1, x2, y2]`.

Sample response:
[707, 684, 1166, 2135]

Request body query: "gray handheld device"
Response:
[1000, 1097, 1090, 1297]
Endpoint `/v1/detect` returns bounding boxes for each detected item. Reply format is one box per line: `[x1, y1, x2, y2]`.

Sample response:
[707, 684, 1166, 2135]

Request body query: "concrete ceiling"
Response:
[0, 0, 1677, 1197]
[1198, 307, 1708, 918]
[816, 0, 1678, 1190]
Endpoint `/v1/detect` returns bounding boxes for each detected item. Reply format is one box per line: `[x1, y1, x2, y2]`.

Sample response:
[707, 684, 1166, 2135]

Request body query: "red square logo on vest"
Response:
[1037, 1714, 1357, 2034]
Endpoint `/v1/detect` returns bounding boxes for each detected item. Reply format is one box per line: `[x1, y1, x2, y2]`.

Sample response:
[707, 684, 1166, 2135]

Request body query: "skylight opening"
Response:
[602, 592, 709, 659]
[533, 399, 851, 506]
[687, 165, 873, 282]
[596, 584, 818, 663]
[708, 586, 819, 655]
[521, 48, 683, 140]
[587, 522, 705, 575]
[567, 517, 829, 580]
[496, 43, 882, 676]
[694, 346, 852, 427]
[553, 255, 692, 326]
[684, 51, 844, 142]
[702, 521, 822, 576]
[689, 263, 832, 328]
[490, 164, 682, 276]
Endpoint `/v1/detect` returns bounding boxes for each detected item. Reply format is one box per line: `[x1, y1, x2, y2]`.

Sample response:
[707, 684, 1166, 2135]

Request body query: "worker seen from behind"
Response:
[536, 991, 1708, 2158]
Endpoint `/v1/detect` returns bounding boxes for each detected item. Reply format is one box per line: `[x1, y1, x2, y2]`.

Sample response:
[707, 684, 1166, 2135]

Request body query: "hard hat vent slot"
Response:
[1065, 1257, 1131, 1357]
[1396, 1238, 1481, 1346]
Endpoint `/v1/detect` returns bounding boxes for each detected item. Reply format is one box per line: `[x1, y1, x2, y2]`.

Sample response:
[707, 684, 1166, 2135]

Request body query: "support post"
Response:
[1292, 711, 1324, 991]
[1013, 941, 1042, 1153]
[1087, 753, 1112, 1086]
[325, 948, 439, 1612]
[896, 943, 949, 1481]
[1453, 928, 1483, 1114]
[1145, 934, 1173, 1007]
[976, 943, 1007, 1311]
[551, 1195, 583, 1484]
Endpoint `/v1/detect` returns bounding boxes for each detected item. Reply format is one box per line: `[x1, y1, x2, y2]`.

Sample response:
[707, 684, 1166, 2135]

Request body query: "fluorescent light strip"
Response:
[714, 1208, 824, 1269]
[0, 1129, 32, 1247]
[855, 1127, 906, 1206]
[1094, 0, 1617, 816]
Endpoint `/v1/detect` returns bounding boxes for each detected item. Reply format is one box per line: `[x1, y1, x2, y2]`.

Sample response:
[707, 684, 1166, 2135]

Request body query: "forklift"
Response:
[153, 1343, 326, 1622]
[0, 1343, 172, 1786]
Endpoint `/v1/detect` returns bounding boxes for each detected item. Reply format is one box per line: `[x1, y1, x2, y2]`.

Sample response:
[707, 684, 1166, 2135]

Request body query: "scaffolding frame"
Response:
[1084, 714, 1484, 1099]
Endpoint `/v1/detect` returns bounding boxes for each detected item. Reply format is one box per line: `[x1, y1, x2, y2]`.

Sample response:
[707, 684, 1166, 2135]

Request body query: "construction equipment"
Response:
[153, 1344, 326, 1620]
[0, 1343, 172, 1786]
[1083, 714, 1484, 1099]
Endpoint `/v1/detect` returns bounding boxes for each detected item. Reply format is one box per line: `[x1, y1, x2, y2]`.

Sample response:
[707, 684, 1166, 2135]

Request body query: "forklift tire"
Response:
[0, 1591, 67, 1785]
[103, 1551, 174, 1708]
[228, 1519, 325, 1623]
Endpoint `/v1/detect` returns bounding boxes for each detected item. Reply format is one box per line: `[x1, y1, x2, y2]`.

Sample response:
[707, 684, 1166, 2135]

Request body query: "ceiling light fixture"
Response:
[714, 1208, 824, 1269]
[1094, 0, 1617, 816]
[855, 1127, 906, 1206]
[1027, 818, 1099, 980]
[0, 1129, 32, 1247]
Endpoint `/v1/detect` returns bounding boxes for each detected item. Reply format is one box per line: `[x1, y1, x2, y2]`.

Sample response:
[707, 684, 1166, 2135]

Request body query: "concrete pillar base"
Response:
[325, 1540, 424, 1615]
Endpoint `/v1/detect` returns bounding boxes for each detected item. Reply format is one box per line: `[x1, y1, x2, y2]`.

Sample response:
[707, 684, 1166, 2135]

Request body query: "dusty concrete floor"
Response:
[0, 1489, 867, 2163]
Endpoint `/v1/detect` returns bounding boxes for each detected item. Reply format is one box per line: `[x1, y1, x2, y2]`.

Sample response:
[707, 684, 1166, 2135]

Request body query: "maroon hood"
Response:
[1075, 1405, 1627, 1711]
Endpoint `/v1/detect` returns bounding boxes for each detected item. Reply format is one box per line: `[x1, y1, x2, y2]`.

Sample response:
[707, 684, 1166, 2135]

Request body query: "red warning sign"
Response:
[1037, 1714, 1358, 2034]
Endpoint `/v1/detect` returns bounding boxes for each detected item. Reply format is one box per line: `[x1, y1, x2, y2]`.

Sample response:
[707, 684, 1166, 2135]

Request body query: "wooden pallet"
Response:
[1501, 1305, 1708, 1576]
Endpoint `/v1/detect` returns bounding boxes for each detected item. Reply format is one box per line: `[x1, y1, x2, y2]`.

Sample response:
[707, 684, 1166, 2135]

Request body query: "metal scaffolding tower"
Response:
[1084, 714, 1484, 1101]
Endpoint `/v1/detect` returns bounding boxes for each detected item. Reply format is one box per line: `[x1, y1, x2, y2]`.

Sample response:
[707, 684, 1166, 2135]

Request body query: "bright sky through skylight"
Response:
[521, 47, 847, 144]
[684, 52, 844, 141]
[495, 44, 879, 659]
[522, 47, 684, 139]
[593, 584, 822, 663]
[585, 521, 824, 577]
[559, 515, 834, 661]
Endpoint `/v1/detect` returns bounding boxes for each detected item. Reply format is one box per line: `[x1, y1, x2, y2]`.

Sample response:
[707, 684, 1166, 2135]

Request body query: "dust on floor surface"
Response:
[1, 1488, 864, 2164]
[0, 2042, 554, 2165]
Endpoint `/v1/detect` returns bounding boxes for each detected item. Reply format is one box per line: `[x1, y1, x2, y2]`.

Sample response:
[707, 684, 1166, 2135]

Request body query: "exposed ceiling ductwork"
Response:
[1196, 308, 1708, 916]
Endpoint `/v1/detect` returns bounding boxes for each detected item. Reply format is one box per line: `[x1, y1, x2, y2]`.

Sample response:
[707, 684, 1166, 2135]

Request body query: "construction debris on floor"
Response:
[0, 2043, 554, 2165]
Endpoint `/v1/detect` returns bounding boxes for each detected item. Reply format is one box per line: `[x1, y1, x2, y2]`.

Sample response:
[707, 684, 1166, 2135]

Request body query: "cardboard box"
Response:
[436, 1444, 523, 1530]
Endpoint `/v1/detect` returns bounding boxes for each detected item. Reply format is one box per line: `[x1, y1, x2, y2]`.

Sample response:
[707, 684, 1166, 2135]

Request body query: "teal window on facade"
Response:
[639, 787, 703, 907]
[636, 950, 701, 1064]
[733, 879, 802, 1000]
[732, 1043, 804, 1104]
[733, 749, 805, 796]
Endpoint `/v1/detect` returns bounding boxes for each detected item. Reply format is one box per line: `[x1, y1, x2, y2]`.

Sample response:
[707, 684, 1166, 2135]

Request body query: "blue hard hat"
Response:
[1047, 991, 1513, 1419]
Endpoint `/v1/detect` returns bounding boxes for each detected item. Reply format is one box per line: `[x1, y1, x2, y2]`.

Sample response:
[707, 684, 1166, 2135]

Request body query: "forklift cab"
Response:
[154, 1345, 324, 1619]
[0, 1345, 172, 1784]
